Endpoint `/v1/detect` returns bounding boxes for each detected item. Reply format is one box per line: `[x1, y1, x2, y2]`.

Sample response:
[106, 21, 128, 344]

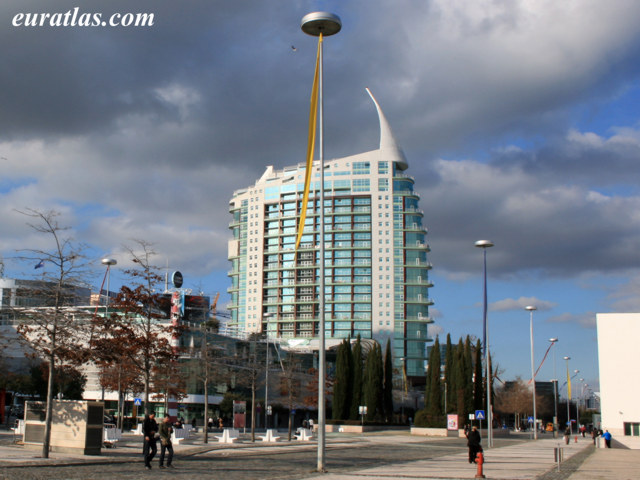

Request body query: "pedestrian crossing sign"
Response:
[475, 410, 485, 420]
[528, 416, 534, 423]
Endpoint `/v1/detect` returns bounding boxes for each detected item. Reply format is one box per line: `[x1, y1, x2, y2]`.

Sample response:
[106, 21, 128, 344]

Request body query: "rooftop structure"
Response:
[227, 91, 433, 379]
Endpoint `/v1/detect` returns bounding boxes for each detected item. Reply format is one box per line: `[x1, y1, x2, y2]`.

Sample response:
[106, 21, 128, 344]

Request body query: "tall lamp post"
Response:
[525, 305, 538, 440]
[263, 312, 274, 430]
[301, 12, 341, 472]
[549, 337, 558, 438]
[101, 258, 117, 311]
[475, 239, 494, 448]
[577, 378, 584, 432]
[100, 258, 117, 402]
[563, 356, 571, 434]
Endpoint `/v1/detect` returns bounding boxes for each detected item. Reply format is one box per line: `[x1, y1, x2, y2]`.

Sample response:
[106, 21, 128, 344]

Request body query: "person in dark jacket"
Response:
[142, 412, 158, 470]
[158, 414, 174, 468]
[465, 426, 482, 463]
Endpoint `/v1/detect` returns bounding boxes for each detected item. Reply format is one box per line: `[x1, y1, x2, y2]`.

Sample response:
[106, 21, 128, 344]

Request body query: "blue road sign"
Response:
[134, 398, 142, 406]
[528, 416, 534, 424]
[475, 410, 485, 420]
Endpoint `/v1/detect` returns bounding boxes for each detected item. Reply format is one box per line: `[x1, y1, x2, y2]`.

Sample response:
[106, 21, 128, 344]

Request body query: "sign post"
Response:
[475, 410, 485, 437]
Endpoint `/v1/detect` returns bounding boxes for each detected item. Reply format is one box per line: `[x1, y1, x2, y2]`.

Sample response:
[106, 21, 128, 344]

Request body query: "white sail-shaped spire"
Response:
[366, 87, 408, 170]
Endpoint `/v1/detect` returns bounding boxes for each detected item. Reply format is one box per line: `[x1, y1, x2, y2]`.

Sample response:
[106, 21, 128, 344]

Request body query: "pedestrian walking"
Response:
[563, 426, 571, 445]
[602, 429, 612, 448]
[465, 426, 482, 464]
[591, 428, 598, 445]
[219, 417, 224, 429]
[159, 414, 175, 469]
[142, 412, 158, 470]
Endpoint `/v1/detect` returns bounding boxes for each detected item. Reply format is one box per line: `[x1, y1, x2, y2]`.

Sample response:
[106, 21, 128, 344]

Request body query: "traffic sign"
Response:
[134, 398, 142, 406]
[528, 416, 534, 424]
[475, 410, 485, 420]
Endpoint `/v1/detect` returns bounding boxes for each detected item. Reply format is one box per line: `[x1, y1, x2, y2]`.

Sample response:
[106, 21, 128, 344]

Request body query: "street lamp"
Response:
[101, 258, 117, 311]
[549, 337, 558, 438]
[577, 378, 584, 432]
[525, 305, 537, 440]
[301, 11, 341, 473]
[475, 239, 494, 447]
[100, 258, 117, 402]
[563, 356, 571, 434]
[263, 312, 274, 430]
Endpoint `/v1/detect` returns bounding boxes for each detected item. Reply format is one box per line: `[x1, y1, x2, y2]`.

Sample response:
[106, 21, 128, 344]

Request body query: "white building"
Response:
[596, 312, 640, 448]
[227, 90, 434, 379]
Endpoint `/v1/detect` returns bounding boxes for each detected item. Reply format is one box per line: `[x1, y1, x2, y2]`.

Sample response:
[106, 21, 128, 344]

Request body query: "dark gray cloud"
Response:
[2, 0, 640, 286]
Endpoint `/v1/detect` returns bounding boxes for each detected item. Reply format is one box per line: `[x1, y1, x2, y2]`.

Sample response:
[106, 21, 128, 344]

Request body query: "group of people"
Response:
[142, 412, 175, 470]
[564, 426, 613, 448]
[207, 417, 225, 431]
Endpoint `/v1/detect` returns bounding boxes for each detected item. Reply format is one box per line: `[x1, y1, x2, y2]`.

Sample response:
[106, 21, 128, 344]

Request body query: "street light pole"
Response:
[549, 337, 558, 438]
[301, 12, 341, 473]
[563, 356, 571, 434]
[525, 306, 537, 440]
[475, 239, 494, 448]
[100, 258, 117, 402]
[263, 312, 274, 430]
[577, 378, 584, 433]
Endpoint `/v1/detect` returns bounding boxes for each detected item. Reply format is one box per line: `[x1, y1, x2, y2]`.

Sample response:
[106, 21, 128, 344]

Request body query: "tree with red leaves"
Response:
[93, 240, 181, 416]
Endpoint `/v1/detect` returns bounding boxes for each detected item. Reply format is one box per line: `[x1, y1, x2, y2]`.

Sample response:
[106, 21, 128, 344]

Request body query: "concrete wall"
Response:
[24, 400, 104, 455]
[597, 313, 640, 449]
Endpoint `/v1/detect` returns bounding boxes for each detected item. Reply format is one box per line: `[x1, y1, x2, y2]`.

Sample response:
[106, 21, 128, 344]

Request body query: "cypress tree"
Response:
[454, 339, 465, 417]
[463, 336, 474, 418]
[364, 343, 384, 421]
[333, 339, 350, 420]
[473, 339, 484, 411]
[425, 336, 442, 416]
[350, 335, 363, 420]
[383, 339, 393, 422]
[443, 334, 454, 413]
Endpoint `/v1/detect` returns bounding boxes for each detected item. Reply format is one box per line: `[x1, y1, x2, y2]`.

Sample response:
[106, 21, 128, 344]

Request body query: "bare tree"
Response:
[494, 377, 552, 428]
[274, 352, 303, 440]
[96, 240, 180, 416]
[230, 334, 265, 442]
[14, 209, 90, 458]
[188, 322, 226, 444]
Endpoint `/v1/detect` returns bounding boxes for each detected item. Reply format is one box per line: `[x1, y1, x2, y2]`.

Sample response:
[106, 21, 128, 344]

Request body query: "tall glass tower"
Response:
[227, 91, 433, 378]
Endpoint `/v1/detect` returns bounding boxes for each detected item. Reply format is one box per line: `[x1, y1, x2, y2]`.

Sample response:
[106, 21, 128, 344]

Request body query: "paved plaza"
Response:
[0, 428, 636, 480]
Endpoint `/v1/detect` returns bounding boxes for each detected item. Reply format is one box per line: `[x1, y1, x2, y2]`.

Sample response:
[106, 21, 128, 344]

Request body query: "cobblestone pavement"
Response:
[0, 436, 502, 480]
[0, 430, 612, 480]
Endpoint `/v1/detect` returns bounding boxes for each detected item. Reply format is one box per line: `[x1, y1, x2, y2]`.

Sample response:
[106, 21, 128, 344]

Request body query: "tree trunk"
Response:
[203, 378, 209, 444]
[288, 386, 293, 441]
[250, 375, 256, 442]
[116, 366, 123, 430]
[42, 350, 55, 458]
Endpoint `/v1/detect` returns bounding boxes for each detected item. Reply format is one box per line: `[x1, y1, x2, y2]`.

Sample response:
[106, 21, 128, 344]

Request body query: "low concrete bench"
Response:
[295, 428, 313, 441]
[258, 429, 280, 442]
[172, 428, 190, 445]
[215, 428, 240, 444]
[103, 425, 122, 447]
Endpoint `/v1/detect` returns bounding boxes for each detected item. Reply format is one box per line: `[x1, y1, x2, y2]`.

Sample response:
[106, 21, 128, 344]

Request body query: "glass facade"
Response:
[228, 104, 433, 379]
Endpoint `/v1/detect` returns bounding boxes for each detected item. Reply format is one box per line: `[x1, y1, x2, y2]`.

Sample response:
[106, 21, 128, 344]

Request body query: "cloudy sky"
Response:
[2, 0, 640, 391]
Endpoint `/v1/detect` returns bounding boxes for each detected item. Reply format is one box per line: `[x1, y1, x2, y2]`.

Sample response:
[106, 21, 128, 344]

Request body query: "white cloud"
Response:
[546, 312, 596, 329]
[490, 297, 556, 312]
